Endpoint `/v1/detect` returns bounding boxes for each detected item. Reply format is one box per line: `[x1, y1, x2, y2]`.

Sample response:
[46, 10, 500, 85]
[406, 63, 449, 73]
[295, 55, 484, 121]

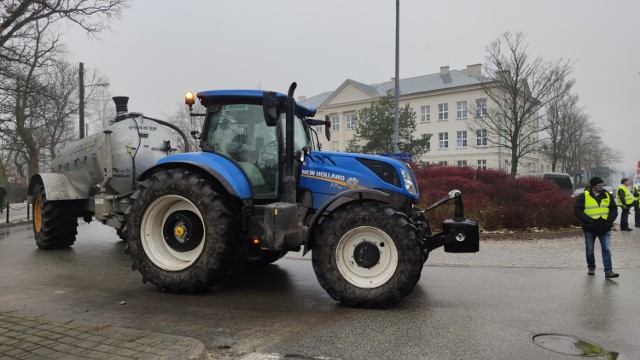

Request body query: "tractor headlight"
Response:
[400, 168, 417, 195]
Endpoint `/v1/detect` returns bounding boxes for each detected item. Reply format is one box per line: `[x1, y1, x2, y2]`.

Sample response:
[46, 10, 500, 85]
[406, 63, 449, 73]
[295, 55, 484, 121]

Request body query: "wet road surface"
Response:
[1, 221, 638, 359]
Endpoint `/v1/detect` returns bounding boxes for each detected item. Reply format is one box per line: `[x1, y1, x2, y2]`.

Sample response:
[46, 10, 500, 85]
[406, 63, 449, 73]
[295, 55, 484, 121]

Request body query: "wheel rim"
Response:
[335, 226, 398, 289]
[140, 195, 206, 271]
[34, 197, 42, 233]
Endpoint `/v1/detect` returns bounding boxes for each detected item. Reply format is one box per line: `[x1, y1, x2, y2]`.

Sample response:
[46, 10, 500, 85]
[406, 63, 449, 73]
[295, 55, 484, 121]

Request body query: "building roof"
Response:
[301, 68, 492, 108]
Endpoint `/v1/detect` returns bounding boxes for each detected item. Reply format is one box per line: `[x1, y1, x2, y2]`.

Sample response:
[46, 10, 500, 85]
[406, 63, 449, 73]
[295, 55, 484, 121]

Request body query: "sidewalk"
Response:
[0, 311, 206, 360]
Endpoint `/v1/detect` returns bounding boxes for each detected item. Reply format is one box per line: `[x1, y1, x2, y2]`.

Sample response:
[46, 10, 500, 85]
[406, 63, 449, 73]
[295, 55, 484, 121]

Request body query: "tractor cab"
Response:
[190, 90, 320, 201]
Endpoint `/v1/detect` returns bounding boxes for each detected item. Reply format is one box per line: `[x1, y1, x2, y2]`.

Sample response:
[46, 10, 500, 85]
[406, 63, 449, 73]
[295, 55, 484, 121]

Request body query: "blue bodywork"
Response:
[156, 152, 254, 199]
[300, 151, 418, 209]
[197, 90, 316, 118]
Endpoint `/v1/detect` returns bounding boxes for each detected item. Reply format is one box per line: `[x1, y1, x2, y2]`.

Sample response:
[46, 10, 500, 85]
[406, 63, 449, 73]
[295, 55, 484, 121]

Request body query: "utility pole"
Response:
[393, 0, 400, 153]
[79, 62, 85, 139]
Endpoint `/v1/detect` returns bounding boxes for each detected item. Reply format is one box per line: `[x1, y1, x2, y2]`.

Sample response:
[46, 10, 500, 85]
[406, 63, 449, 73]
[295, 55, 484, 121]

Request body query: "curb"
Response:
[480, 229, 583, 240]
[0, 219, 30, 229]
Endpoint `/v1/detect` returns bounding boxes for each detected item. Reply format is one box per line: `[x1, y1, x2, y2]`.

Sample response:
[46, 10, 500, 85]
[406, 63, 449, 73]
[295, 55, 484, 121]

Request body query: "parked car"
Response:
[522, 172, 574, 195]
[572, 185, 615, 197]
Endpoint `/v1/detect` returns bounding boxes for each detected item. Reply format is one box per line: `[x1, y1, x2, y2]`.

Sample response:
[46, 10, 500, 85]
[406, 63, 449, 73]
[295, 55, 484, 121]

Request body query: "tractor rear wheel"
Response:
[312, 201, 423, 308]
[126, 168, 239, 293]
[32, 183, 78, 249]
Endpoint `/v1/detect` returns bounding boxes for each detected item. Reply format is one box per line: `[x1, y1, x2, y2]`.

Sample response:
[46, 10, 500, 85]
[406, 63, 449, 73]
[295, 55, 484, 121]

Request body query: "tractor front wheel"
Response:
[312, 201, 423, 308]
[126, 168, 239, 293]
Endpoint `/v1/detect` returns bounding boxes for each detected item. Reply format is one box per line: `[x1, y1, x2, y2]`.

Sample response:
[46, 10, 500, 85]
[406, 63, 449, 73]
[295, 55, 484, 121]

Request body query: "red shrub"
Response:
[412, 165, 579, 231]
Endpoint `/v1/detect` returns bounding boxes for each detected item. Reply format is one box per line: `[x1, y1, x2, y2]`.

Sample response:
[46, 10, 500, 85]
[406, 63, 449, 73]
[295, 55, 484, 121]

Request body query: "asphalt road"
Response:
[1, 221, 638, 359]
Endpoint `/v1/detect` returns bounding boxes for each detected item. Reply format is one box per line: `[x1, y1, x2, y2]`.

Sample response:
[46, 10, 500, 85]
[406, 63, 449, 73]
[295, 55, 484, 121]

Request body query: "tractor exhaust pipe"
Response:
[113, 96, 129, 115]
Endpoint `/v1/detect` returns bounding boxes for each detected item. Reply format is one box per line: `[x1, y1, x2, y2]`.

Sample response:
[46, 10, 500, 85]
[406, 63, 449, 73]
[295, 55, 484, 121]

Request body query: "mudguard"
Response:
[28, 173, 87, 201]
[147, 152, 252, 199]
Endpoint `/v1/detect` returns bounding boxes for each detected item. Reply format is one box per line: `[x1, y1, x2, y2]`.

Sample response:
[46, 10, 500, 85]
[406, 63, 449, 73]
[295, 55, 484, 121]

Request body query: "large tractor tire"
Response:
[312, 201, 423, 308]
[126, 168, 239, 293]
[32, 183, 79, 249]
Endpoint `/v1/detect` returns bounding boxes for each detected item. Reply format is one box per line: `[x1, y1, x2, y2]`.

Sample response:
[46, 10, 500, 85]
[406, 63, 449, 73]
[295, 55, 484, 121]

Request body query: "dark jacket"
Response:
[574, 187, 618, 235]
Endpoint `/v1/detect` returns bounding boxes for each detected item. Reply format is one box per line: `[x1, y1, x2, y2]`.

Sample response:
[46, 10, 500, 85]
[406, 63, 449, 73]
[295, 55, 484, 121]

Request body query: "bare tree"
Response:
[0, 18, 61, 178]
[0, 21, 110, 178]
[560, 109, 590, 173]
[471, 32, 574, 176]
[1, 0, 128, 49]
[0, 0, 123, 178]
[541, 90, 580, 172]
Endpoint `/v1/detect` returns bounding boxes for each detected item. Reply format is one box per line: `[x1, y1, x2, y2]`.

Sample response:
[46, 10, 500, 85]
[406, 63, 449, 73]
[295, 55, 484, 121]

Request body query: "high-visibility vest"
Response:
[617, 185, 633, 206]
[584, 191, 610, 219]
[634, 186, 639, 202]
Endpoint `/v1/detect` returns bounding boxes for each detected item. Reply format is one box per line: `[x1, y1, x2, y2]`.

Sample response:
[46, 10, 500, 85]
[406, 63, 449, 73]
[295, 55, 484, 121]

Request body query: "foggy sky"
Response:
[62, 0, 640, 176]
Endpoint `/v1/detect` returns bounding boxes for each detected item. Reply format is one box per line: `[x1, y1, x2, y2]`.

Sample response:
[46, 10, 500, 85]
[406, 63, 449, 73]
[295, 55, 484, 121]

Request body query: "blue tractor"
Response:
[125, 83, 479, 307]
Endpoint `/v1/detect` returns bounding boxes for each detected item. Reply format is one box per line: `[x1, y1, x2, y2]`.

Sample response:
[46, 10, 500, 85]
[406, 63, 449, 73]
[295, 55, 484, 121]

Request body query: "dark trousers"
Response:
[634, 201, 640, 227]
[620, 206, 631, 229]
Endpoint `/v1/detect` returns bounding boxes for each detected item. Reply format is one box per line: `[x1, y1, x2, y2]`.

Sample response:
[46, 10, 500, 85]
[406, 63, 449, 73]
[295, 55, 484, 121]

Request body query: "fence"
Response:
[2, 201, 30, 224]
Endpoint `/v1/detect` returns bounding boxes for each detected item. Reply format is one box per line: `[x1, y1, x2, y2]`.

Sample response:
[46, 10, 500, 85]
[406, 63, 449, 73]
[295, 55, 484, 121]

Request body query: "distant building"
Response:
[302, 64, 549, 173]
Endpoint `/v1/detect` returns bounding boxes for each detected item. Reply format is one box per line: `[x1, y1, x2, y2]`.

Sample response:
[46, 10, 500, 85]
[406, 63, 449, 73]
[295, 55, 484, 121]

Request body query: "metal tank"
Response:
[51, 112, 183, 196]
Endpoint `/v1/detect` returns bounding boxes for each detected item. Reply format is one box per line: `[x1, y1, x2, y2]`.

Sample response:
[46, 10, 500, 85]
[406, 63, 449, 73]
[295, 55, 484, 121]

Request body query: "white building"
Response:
[301, 64, 549, 174]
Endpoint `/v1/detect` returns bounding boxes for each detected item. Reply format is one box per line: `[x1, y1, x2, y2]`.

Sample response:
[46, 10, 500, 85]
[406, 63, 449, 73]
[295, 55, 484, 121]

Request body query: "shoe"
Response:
[588, 268, 595, 275]
[621, 228, 633, 231]
[605, 271, 620, 278]
[635, 225, 640, 228]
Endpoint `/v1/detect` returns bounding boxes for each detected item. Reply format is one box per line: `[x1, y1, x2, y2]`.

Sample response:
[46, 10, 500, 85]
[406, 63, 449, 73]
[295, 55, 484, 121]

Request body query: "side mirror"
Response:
[324, 115, 331, 141]
[262, 91, 280, 127]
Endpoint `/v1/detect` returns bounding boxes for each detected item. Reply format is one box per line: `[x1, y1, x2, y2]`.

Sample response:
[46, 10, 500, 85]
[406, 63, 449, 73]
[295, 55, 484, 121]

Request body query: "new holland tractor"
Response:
[29, 82, 479, 308]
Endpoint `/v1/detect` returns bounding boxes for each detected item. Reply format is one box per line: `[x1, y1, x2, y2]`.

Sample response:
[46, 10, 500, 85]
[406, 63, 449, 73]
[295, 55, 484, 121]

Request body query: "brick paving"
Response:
[0, 311, 206, 360]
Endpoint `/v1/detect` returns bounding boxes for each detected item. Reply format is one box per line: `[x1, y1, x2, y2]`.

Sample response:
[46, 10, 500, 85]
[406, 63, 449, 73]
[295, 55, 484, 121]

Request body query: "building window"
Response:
[438, 132, 448, 149]
[457, 101, 467, 119]
[476, 129, 487, 146]
[438, 161, 448, 166]
[420, 105, 431, 123]
[331, 115, 339, 131]
[421, 133, 430, 152]
[477, 159, 487, 170]
[346, 114, 357, 130]
[457, 160, 467, 167]
[476, 99, 487, 117]
[438, 103, 448, 120]
[332, 141, 340, 152]
[315, 125, 323, 133]
[456, 131, 467, 148]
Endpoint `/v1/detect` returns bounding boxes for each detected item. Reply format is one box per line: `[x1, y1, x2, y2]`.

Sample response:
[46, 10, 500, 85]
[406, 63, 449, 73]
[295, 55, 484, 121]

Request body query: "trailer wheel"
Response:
[127, 168, 239, 293]
[32, 183, 78, 249]
[312, 201, 423, 308]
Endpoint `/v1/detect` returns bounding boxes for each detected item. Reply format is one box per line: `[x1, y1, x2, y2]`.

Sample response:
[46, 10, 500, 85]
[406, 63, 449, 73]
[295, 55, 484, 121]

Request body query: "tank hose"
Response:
[142, 116, 191, 153]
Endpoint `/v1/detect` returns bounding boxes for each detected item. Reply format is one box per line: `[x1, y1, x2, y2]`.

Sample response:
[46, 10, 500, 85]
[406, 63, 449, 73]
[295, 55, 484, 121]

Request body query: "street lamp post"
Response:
[78, 62, 109, 139]
[79, 62, 85, 139]
[393, 0, 400, 153]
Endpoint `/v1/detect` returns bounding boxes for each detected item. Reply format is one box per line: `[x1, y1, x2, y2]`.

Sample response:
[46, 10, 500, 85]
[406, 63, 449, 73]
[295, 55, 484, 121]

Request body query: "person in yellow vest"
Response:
[633, 183, 640, 228]
[574, 177, 619, 278]
[616, 178, 633, 231]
